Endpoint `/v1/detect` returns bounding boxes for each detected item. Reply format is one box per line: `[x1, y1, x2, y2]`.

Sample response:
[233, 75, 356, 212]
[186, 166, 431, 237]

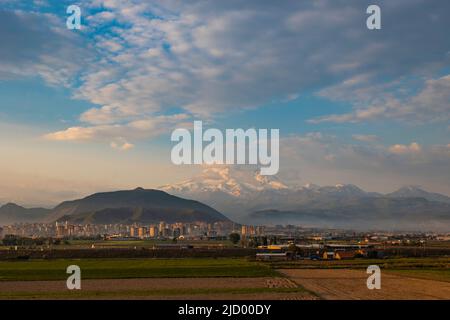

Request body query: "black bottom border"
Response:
[1, 300, 448, 319]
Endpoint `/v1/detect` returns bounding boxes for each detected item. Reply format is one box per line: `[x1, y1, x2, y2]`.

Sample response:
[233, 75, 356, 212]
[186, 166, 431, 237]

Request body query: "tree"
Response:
[229, 233, 240, 244]
[251, 237, 260, 247]
[262, 236, 268, 246]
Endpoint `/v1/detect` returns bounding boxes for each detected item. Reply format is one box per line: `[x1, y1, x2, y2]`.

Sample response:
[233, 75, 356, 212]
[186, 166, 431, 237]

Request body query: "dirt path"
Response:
[0, 277, 270, 292]
[0, 277, 316, 300]
[279, 269, 450, 300]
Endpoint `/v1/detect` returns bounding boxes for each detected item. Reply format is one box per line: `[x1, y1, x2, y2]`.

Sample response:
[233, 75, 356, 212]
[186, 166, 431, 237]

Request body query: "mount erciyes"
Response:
[161, 168, 450, 231]
[0, 188, 229, 225]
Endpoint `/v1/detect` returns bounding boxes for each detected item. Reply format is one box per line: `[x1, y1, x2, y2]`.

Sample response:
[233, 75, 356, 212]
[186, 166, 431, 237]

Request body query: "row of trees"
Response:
[1, 235, 66, 246]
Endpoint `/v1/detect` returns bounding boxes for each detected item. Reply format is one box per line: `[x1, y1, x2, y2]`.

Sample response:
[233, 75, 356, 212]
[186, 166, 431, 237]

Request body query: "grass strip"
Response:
[0, 258, 279, 281]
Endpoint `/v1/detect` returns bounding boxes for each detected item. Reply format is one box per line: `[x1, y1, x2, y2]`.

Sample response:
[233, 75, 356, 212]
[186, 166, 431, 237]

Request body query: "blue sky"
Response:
[0, 0, 449, 205]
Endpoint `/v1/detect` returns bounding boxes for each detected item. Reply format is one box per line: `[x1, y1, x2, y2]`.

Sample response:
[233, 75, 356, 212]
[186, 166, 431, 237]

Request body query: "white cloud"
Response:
[44, 114, 190, 142]
[110, 138, 134, 151]
[311, 74, 450, 124]
[64, 0, 450, 131]
[44, 126, 96, 141]
[2, 1, 450, 144]
[389, 142, 422, 154]
[279, 133, 450, 195]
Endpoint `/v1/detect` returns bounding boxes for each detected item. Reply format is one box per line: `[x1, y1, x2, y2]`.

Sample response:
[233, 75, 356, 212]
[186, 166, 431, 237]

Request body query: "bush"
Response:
[229, 233, 240, 244]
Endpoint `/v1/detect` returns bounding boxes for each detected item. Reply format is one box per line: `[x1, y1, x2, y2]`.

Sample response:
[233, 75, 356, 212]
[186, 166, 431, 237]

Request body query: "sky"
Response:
[0, 0, 449, 206]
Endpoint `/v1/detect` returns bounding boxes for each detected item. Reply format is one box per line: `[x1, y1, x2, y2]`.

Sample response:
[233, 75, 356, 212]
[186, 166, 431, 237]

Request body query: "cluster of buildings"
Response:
[241, 225, 265, 237]
[0, 221, 244, 240]
[1, 221, 448, 245]
[124, 221, 237, 239]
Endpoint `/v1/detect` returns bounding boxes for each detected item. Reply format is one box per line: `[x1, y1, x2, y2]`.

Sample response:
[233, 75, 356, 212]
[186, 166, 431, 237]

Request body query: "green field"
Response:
[0, 258, 278, 281]
[0, 256, 448, 299]
[66, 239, 235, 248]
[268, 257, 450, 270]
[0, 239, 236, 250]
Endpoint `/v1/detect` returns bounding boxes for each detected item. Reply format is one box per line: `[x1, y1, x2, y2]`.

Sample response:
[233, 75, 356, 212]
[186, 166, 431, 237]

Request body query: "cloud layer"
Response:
[20, 0, 448, 143]
[280, 133, 450, 194]
[0, 9, 89, 86]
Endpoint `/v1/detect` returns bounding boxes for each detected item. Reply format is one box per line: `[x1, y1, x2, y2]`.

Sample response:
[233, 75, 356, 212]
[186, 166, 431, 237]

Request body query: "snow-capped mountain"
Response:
[160, 167, 450, 230]
[160, 166, 294, 221]
[160, 166, 374, 198]
[161, 166, 288, 198]
[159, 166, 377, 221]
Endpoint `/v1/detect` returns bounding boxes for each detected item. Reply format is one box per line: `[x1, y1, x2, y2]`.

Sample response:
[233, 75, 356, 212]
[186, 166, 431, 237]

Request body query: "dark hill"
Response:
[48, 188, 229, 223]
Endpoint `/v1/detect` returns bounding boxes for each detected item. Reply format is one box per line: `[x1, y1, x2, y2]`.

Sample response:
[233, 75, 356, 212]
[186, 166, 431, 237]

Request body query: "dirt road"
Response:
[280, 269, 450, 300]
[0, 277, 315, 300]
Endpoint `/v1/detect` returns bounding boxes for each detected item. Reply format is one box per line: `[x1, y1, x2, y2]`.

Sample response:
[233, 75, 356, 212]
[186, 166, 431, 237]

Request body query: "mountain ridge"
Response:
[1, 188, 230, 225]
[1, 171, 449, 230]
[159, 167, 450, 230]
[0, 203, 51, 224]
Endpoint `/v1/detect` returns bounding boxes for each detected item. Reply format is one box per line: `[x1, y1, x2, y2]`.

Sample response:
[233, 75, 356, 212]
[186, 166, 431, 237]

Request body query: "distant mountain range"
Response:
[1, 169, 449, 231]
[386, 186, 450, 203]
[160, 167, 450, 231]
[0, 203, 51, 224]
[0, 188, 229, 225]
